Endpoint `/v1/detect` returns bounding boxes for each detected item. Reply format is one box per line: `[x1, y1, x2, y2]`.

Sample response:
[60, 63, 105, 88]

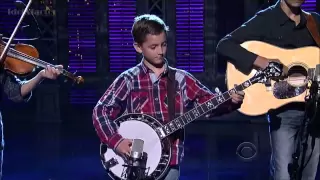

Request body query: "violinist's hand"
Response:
[40, 65, 62, 79]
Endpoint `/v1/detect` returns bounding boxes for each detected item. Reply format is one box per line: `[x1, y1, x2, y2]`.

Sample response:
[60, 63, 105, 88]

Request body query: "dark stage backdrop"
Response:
[0, 0, 317, 123]
[0, 1, 318, 175]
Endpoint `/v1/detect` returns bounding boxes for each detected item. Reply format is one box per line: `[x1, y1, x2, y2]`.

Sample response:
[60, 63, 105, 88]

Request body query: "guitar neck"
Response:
[159, 79, 253, 139]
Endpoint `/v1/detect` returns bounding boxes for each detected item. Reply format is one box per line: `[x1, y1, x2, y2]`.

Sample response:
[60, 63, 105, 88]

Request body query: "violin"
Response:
[0, 39, 84, 84]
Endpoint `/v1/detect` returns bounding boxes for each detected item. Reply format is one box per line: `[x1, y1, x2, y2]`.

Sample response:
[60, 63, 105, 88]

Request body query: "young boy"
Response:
[93, 14, 245, 180]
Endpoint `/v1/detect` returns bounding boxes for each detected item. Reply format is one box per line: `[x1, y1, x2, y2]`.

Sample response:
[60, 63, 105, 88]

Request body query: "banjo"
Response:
[99, 62, 282, 180]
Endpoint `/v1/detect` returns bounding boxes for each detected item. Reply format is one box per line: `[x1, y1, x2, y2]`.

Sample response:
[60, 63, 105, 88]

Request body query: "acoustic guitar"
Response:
[226, 40, 320, 116]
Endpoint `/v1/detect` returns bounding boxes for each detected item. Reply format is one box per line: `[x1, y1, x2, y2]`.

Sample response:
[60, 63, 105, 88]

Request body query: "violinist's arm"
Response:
[20, 72, 44, 97]
[20, 65, 62, 97]
[1, 73, 33, 103]
[2, 65, 61, 102]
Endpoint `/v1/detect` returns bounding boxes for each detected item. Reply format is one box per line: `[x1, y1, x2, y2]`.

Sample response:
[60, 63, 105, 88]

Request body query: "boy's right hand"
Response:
[115, 139, 132, 157]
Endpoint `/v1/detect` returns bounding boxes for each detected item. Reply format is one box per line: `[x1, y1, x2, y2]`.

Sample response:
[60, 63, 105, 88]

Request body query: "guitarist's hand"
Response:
[254, 56, 288, 77]
[115, 139, 132, 158]
[231, 85, 245, 104]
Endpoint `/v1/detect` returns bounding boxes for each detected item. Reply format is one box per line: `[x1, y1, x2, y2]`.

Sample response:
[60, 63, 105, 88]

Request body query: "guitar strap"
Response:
[166, 67, 185, 145]
[304, 12, 320, 47]
[167, 68, 176, 122]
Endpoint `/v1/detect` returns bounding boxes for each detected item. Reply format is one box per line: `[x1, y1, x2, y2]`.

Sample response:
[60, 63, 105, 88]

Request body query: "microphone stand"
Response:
[123, 152, 148, 180]
[288, 79, 319, 180]
[0, 0, 33, 64]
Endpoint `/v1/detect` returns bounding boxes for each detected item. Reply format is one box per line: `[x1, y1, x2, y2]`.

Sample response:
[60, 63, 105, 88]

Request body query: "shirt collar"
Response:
[139, 58, 170, 77]
[272, 0, 307, 27]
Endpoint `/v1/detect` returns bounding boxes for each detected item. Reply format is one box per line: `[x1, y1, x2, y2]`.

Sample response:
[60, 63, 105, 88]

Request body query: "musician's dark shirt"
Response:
[0, 72, 32, 148]
[217, 1, 320, 75]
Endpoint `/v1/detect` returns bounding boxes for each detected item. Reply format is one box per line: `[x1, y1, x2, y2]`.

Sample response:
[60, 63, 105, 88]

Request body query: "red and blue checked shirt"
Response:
[93, 61, 236, 165]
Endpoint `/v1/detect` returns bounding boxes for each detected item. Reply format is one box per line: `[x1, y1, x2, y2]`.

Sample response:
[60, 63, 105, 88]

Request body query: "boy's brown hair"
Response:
[131, 14, 169, 45]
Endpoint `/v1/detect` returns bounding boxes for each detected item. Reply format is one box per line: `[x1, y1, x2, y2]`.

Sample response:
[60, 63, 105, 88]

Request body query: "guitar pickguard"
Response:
[273, 81, 307, 99]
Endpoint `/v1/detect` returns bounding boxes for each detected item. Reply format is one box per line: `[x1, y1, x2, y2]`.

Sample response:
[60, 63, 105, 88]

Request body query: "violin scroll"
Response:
[74, 75, 84, 84]
[61, 69, 84, 85]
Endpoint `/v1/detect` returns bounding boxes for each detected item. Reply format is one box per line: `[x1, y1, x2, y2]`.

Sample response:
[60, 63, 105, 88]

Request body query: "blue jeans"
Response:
[268, 109, 320, 180]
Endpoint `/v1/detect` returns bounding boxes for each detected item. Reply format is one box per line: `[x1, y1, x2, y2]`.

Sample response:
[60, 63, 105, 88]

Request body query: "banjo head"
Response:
[100, 113, 171, 180]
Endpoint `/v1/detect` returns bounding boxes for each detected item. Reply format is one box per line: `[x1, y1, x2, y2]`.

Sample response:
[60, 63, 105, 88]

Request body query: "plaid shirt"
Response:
[93, 61, 235, 165]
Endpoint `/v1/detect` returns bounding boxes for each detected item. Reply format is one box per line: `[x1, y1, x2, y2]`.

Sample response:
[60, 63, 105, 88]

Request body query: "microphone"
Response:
[130, 139, 144, 161]
[15, 0, 41, 39]
[314, 64, 320, 81]
[310, 64, 320, 97]
[0, 0, 33, 63]
[2, 0, 41, 41]
[125, 139, 148, 180]
[14, 0, 27, 8]
[316, 64, 320, 92]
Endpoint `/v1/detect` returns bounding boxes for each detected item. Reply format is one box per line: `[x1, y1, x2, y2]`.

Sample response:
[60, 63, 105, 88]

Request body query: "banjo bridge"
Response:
[102, 157, 118, 169]
[156, 127, 166, 138]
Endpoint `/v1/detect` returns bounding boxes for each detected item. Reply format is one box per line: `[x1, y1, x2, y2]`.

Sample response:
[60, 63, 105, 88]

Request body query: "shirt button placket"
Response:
[153, 83, 162, 119]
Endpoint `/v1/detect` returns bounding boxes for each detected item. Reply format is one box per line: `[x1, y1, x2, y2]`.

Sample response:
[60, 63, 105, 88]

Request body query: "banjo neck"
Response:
[157, 79, 253, 139]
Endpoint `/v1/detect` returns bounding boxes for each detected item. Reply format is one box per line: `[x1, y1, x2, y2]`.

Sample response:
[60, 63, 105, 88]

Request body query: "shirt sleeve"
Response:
[1, 73, 32, 102]
[92, 74, 130, 150]
[184, 72, 238, 118]
[216, 10, 268, 74]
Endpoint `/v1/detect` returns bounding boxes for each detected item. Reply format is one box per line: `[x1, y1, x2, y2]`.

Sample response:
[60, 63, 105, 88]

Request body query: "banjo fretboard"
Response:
[157, 79, 253, 139]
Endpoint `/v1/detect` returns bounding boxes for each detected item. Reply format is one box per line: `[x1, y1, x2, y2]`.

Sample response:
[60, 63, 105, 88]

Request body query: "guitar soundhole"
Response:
[287, 65, 308, 87]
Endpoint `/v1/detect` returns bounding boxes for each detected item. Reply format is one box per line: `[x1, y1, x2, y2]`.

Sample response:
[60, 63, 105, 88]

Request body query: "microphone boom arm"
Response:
[0, 0, 33, 64]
